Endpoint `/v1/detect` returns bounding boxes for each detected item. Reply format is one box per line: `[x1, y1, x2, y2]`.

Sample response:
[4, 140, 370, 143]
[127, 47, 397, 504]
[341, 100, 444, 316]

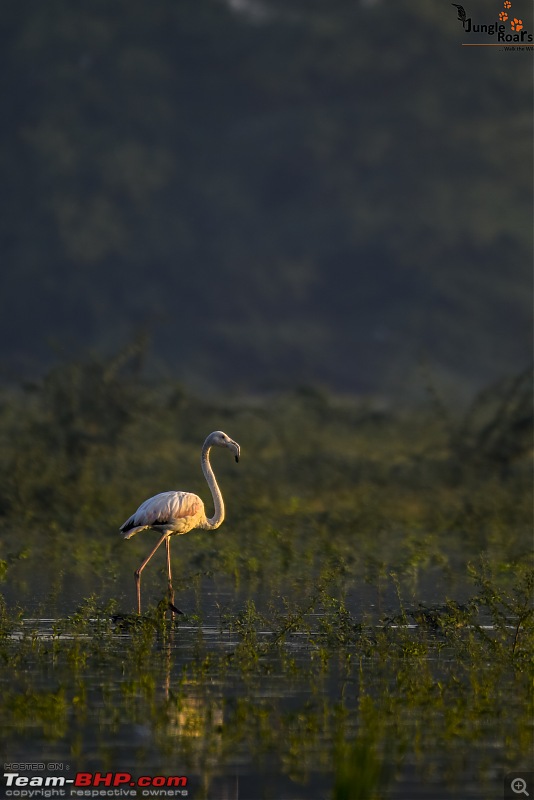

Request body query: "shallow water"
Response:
[1, 584, 530, 800]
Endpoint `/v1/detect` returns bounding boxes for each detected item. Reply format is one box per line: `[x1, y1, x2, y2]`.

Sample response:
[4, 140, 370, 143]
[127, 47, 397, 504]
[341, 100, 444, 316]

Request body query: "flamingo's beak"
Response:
[231, 440, 240, 463]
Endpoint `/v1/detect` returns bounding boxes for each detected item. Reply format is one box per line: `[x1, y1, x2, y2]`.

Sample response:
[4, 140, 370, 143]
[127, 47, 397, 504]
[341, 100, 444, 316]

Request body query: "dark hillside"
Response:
[0, 0, 532, 396]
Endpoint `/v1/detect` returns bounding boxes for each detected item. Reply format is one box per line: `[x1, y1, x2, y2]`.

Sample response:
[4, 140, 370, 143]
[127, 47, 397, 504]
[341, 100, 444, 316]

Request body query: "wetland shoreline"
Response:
[0, 360, 532, 799]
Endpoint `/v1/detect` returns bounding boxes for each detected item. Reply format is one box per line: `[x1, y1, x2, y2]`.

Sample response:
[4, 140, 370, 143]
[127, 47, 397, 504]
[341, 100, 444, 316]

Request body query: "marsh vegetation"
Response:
[0, 354, 532, 799]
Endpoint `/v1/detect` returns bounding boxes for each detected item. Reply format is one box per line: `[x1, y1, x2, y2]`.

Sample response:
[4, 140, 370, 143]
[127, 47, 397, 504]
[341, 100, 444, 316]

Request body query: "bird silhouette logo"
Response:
[451, 0, 529, 40]
[451, 3, 467, 21]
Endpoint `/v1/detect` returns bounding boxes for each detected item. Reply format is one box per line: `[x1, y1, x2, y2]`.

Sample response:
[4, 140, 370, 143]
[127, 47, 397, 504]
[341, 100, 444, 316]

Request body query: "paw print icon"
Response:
[510, 17, 523, 30]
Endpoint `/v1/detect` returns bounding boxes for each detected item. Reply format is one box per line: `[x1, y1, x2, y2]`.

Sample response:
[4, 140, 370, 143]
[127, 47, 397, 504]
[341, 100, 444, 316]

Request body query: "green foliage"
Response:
[1, 688, 68, 740]
[331, 698, 395, 800]
[0, 354, 531, 797]
[467, 559, 534, 665]
[0, 354, 531, 609]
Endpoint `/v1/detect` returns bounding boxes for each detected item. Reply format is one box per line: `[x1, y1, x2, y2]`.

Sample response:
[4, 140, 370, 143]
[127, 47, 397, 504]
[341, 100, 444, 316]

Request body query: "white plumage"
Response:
[120, 430, 240, 614]
[120, 491, 206, 539]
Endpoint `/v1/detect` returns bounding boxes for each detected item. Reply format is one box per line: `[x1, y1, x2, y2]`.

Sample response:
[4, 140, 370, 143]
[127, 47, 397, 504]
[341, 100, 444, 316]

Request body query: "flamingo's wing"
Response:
[120, 491, 205, 539]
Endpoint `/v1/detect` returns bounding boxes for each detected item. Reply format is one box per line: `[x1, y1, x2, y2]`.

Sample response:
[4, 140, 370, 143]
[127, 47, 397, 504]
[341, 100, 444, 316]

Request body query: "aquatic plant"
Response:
[0, 357, 531, 798]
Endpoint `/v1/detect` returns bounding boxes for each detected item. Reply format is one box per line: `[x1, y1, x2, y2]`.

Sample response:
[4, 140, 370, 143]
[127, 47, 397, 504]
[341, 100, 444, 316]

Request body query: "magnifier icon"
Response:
[511, 778, 529, 796]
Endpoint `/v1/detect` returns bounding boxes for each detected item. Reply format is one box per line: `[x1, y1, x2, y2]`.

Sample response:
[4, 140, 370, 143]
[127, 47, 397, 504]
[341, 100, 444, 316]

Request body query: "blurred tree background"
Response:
[0, 0, 531, 398]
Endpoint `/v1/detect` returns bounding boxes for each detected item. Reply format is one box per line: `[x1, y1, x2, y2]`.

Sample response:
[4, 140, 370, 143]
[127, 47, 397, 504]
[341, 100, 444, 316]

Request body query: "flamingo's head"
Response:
[206, 431, 240, 462]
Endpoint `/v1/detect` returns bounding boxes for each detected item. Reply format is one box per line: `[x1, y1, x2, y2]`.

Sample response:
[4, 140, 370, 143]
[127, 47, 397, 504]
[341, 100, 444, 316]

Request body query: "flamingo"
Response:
[120, 430, 240, 614]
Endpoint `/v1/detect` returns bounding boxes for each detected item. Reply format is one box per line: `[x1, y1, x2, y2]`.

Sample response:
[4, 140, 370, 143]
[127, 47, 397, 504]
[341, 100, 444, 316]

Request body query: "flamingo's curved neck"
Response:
[201, 443, 225, 529]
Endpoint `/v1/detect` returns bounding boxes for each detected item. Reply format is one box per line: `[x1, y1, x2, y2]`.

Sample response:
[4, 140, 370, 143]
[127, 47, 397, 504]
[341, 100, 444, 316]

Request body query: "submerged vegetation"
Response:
[0, 352, 532, 799]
